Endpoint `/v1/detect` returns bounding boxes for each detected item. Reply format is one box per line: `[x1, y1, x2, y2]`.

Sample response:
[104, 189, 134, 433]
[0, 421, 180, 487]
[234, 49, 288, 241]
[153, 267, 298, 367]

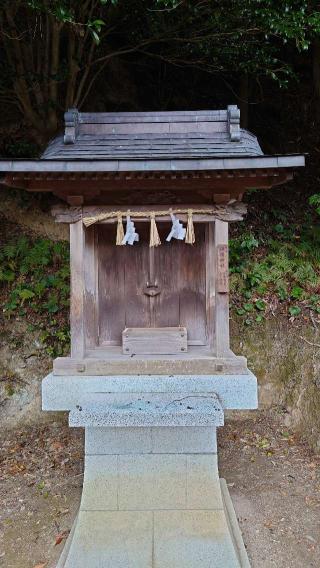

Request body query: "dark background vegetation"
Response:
[1, 0, 320, 355]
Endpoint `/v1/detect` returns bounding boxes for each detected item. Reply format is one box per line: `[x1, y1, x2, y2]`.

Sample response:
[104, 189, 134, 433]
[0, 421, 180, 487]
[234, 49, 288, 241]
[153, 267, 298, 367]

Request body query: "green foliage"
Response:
[288, 306, 301, 317]
[230, 217, 320, 321]
[141, 0, 320, 85]
[0, 237, 70, 356]
[239, 234, 259, 251]
[309, 194, 320, 216]
[255, 299, 266, 311]
[1, 0, 320, 142]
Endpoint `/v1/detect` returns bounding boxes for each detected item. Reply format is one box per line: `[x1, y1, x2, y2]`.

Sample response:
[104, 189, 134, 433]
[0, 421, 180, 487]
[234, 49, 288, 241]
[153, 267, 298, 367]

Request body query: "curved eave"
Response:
[0, 154, 305, 174]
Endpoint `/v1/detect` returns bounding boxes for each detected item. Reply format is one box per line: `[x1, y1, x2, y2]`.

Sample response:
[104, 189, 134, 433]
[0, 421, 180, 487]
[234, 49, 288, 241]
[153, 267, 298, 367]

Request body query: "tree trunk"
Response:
[47, 20, 61, 134]
[239, 74, 249, 129]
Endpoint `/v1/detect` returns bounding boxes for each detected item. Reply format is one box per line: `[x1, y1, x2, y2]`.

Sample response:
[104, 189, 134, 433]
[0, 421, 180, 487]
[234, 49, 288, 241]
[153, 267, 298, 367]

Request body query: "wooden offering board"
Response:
[122, 327, 188, 355]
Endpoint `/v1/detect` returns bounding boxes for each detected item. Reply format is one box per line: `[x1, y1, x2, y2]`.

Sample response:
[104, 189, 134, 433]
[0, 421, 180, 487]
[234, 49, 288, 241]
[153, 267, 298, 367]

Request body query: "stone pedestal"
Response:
[43, 373, 257, 568]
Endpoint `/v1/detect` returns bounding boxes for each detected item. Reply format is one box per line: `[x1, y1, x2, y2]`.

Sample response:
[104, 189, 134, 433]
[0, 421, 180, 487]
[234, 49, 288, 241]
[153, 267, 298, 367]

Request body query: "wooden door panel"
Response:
[98, 224, 125, 344]
[177, 224, 207, 344]
[97, 222, 207, 346]
[153, 224, 206, 344]
[154, 224, 180, 328]
[123, 224, 150, 330]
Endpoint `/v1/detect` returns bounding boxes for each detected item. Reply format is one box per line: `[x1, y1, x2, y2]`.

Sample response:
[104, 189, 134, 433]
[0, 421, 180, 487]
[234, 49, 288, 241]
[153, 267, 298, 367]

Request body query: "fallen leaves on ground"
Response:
[0, 424, 83, 484]
[55, 530, 69, 546]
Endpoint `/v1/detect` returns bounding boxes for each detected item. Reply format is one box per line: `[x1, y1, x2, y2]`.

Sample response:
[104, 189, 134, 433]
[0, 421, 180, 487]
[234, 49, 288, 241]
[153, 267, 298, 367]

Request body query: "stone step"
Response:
[42, 372, 258, 412]
[58, 481, 248, 568]
[68, 394, 224, 428]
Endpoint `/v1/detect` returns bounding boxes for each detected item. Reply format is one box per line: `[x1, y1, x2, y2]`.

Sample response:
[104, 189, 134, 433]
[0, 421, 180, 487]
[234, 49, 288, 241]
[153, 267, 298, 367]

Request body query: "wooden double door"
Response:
[97, 222, 207, 346]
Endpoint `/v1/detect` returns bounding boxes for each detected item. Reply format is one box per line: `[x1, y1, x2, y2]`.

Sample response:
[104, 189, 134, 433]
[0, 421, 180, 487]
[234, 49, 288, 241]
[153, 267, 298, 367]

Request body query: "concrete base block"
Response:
[57, 481, 249, 568]
[85, 426, 218, 454]
[45, 374, 255, 568]
[42, 372, 258, 411]
[69, 395, 224, 427]
[56, 425, 250, 567]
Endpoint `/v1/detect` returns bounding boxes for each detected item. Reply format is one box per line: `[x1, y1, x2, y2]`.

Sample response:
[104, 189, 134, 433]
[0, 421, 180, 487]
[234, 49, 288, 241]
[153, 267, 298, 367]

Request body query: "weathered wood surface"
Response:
[3, 170, 294, 210]
[173, 224, 207, 344]
[205, 223, 215, 351]
[67, 217, 229, 360]
[97, 224, 149, 344]
[59, 106, 240, 148]
[217, 244, 229, 293]
[51, 205, 83, 223]
[53, 352, 248, 376]
[83, 225, 98, 349]
[6, 168, 292, 205]
[96, 223, 207, 346]
[9, 168, 289, 181]
[122, 327, 188, 355]
[80, 120, 229, 136]
[69, 221, 85, 358]
[214, 220, 230, 356]
[97, 224, 126, 344]
[51, 202, 248, 223]
[78, 109, 230, 122]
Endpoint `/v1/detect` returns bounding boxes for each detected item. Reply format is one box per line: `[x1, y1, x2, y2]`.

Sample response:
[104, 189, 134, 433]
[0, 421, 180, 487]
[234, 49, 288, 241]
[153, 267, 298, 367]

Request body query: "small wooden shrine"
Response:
[1, 107, 304, 376]
[0, 107, 305, 568]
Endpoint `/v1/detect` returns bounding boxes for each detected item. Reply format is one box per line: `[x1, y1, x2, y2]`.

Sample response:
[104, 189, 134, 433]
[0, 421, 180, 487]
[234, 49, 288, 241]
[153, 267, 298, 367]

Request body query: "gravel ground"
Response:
[220, 411, 320, 568]
[0, 410, 319, 568]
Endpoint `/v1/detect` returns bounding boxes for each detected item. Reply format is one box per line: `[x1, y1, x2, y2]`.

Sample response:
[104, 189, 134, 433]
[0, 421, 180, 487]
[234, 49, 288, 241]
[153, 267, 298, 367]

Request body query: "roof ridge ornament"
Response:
[227, 105, 241, 142]
[64, 108, 79, 144]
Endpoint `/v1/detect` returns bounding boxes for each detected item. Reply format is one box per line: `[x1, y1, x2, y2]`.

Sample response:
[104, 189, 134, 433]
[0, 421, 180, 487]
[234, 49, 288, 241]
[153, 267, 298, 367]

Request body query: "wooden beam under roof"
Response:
[51, 202, 248, 223]
[1, 167, 294, 205]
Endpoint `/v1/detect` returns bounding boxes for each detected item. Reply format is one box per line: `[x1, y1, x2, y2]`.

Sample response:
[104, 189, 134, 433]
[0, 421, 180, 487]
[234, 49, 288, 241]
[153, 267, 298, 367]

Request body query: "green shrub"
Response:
[0, 236, 70, 356]
[230, 223, 320, 321]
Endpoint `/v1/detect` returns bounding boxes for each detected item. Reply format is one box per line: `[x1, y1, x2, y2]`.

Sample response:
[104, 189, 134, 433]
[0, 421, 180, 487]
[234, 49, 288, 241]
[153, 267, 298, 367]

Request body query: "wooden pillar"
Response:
[214, 220, 230, 357]
[206, 223, 215, 352]
[70, 220, 85, 358]
[84, 225, 98, 349]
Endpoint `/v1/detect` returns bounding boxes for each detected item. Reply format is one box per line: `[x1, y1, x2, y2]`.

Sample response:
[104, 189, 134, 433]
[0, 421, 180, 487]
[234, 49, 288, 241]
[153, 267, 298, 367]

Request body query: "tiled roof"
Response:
[41, 107, 263, 161]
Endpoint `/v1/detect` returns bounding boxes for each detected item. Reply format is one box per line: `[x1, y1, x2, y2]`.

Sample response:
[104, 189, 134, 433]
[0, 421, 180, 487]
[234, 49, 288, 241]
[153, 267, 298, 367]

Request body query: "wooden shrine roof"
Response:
[0, 107, 305, 173]
[0, 107, 305, 205]
[42, 108, 263, 160]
